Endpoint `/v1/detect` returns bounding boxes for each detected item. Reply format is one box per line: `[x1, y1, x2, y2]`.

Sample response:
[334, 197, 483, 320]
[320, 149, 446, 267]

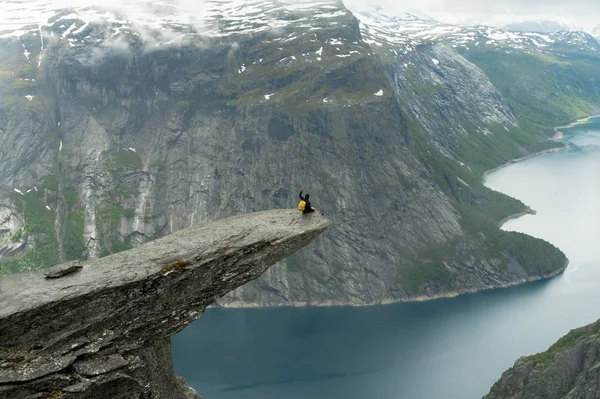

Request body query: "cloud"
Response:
[3, 0, 599, 50]
[344, 0, 600, 31]
[0, 0, 210, 45]
[77, 34, 131, 65]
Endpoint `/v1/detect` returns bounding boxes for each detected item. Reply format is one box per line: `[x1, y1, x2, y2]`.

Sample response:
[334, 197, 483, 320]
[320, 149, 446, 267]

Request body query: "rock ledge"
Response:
[0, 209, 331, 398]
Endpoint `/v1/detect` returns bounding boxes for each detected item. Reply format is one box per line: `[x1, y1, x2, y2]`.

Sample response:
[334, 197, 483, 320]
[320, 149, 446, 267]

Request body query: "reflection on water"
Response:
[172, 123, 600, 399]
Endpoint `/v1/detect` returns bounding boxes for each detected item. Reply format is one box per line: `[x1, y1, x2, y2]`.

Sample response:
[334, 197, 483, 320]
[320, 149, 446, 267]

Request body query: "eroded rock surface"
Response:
[0, 209, 331, 398]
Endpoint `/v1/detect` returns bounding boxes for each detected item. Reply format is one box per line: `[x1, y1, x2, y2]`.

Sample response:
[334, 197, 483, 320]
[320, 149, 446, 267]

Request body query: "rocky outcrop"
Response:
[0, 209, 331, 398]
[484, 318, 600, 399]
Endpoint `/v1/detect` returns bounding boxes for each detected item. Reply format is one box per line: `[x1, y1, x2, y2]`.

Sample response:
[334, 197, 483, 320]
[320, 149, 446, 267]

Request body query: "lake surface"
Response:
[171, 120, 600, 399]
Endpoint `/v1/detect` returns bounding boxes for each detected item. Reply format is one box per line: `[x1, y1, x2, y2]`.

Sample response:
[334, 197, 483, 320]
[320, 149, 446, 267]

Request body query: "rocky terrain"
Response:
[485, 317, 600, 399]
[0, 209, 331, 398]
[1, 0, 597, 306]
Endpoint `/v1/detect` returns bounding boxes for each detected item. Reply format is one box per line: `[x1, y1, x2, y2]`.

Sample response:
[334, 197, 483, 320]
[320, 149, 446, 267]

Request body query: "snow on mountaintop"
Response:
[0, 0, 351, 42]
[349, 6, 600, 55]
[1, 0, 597, 59]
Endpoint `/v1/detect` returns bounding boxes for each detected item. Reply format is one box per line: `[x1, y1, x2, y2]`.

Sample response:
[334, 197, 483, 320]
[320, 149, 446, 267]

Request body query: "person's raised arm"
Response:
[299, 189, 305, 200]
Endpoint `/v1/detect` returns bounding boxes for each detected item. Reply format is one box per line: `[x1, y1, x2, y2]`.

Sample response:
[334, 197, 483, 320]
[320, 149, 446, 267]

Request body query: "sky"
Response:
[345, 0, 600, 31]
[1, 0, 599, 35]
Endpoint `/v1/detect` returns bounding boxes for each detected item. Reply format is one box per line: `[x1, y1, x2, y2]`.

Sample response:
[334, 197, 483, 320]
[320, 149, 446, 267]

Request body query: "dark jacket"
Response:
[299, 191, 315, 214]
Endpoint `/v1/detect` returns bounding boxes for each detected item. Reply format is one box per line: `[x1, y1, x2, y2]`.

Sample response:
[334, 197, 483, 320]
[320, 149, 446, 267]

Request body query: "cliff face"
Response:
[0, 209, 331, 398]
[0, 0, 580, 306]
[485, 318, 600, 399]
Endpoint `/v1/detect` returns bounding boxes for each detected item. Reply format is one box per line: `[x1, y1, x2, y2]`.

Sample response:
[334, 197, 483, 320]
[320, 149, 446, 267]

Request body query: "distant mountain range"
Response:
[504, 20, 571, 34]
[348, 9, 600, 57]
[504, 19, 600, 42]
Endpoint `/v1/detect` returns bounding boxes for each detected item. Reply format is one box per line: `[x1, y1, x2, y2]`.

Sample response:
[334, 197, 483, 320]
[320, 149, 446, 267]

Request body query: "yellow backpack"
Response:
[298, 200, 306, 212]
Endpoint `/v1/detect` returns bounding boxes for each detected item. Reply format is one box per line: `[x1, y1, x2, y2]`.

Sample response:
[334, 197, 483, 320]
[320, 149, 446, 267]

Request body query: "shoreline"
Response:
[482, 146, 565, 178]
[496, 207, 537, 227]
[483, 114, 600, 179]
[552, 114, 600, 139]
[216, 261, 569, 309]
[553, 114, 600, 134]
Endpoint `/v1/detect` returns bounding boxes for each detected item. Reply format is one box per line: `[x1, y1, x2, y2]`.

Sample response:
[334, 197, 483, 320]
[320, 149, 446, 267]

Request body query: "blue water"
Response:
[172, 122, 600, 399]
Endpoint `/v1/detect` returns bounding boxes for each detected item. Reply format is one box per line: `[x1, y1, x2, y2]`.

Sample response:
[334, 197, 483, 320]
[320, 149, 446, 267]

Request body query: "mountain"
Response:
[0, 0, 597, 307]
[505, 20, 571, 34]
[505, 20, 600, 42]
[351, 8, 600, 55]
[485, 317, 600, 398]
[591, 25, 600, 41]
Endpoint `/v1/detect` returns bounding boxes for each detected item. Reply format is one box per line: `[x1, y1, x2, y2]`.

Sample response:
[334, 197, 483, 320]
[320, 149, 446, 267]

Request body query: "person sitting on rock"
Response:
[298, 189, 318, 214]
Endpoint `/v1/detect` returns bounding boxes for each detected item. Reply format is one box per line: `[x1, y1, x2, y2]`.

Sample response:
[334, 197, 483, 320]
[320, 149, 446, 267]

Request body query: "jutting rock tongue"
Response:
[0, 209, 331, 399]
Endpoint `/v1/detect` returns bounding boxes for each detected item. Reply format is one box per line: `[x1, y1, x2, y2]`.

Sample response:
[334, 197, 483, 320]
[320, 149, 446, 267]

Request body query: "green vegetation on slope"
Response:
[402, 103, 567, 295]
[394, 47, 600, 295]
[466, 49, 600, 133]
[97, 202, 134, 258]
[528, 320, 600, 366]
[0, 176, 88, 274]
[0, 191, 59, 274]
[61, 211, 85, 261]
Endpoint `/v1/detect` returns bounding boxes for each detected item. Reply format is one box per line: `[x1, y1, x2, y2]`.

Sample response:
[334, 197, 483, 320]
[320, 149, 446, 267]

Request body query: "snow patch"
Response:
[25, 95, 34, 101]
[0, 30, 27, 39]
[264, 93, 275, 100]
[45, 205, 51, 211]
[22, 44, 31, 62]
[62, 23, 77, 38]
[13, 188, 23, 195]
[128, 147, 136, 152]
[59, 140, 63, 151]
[374, 89, 383, 96]
[316, 47, 323, 56]
[432, 58, 439, 65]
[72, 21, 90, 35]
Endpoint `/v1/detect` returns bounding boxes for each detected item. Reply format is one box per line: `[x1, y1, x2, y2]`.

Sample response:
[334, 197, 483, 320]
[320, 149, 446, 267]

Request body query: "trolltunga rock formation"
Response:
[0, 209, 331, 398]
